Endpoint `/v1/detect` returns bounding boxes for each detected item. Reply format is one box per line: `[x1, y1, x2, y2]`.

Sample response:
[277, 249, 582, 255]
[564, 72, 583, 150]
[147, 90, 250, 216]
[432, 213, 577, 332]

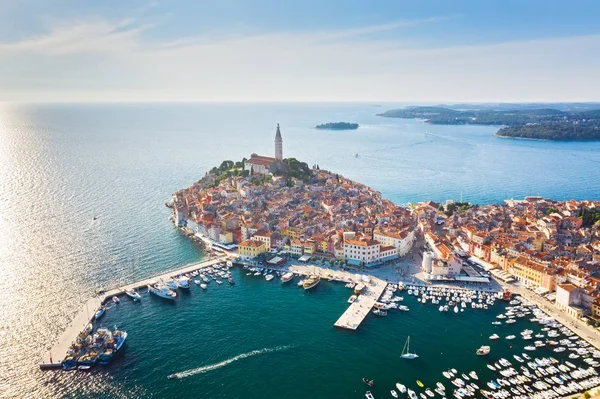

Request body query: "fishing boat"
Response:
[280, 272, 294, 283]
[476, 345, 491, 356]
[401, 336, 419, 359]
[95, 306, 106, 320]
[125, 289, 142, 301]
[363, 378, 375, 387]
[303, 275, 320, 290]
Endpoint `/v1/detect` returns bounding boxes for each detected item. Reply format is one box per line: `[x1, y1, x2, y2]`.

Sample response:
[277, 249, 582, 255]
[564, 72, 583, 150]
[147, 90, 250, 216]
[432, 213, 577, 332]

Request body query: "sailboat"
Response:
[401, 336, 419, 359]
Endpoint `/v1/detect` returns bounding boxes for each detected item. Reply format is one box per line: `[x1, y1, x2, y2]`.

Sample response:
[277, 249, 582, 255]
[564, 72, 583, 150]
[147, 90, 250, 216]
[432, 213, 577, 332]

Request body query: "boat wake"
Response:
[169, 345, 291, 379]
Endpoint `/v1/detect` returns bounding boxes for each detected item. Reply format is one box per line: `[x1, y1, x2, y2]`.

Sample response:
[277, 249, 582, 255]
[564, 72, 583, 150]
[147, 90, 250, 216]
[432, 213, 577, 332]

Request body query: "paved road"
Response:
[505, 283, 600, 350]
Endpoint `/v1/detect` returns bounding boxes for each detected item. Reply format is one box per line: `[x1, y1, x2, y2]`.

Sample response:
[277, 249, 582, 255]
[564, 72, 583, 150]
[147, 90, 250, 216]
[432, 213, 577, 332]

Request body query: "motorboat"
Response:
[265, 274, 274, 281]
[407, 389, 418, 399]
[281, 272, 294, 283]
[365, 392, 374, 399]
[125, 289, 142, 301]
[506, 335, 516, 340]
[476, 346, 491, 356]
[391, 389, 398, 398]
[200, 283, 207, 290]
[176, 276, 190, 289]
[95, 306, 106, 320]
[401, 336, 419, 359]
[416, 380, 424, 388]
[228, 277, 235, 285]
[112, 296, 120, 304]
[373, 309, 387, 316]
[363, 378, 375, 387]
[489, 334, 499, 340]
[396, 383, 407, 393]
[469, 371, 478, 380]
[303, 275, 320, 290]
[348, 295, 358, 303]
[354, 284, 366, 294]
[167, 374, 178, 379]
[147, 283, 176, 300]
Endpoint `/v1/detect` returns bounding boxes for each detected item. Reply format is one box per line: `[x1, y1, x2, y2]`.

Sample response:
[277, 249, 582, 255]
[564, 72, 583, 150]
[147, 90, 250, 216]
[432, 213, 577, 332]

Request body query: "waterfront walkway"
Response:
[506, 283, 600, 351]
[288, 265, 388, 330]
[40, 255, 230, 369]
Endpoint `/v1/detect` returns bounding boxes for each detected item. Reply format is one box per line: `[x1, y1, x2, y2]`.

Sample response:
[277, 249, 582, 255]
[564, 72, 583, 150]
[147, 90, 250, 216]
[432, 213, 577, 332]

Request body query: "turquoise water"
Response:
[1, 103, 599, 398]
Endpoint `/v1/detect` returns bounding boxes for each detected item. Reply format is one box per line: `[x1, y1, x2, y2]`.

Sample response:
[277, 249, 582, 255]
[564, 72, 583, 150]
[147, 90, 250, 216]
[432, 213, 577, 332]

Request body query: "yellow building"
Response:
[303, 241, 316, 255]
[510, 255, 555, 291]
[283, 228, 298, 240]
[238, 240, 266, 258]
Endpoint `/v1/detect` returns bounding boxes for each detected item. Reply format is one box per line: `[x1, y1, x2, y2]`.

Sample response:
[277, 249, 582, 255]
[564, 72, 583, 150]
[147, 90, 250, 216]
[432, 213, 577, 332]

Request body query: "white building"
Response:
[374, 229, 416, 257]
[422, 251, 434, 273]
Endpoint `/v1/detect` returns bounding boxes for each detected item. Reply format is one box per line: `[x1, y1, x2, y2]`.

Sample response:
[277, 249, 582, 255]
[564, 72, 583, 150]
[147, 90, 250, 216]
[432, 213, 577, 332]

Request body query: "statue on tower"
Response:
[274, 123, 283, 161]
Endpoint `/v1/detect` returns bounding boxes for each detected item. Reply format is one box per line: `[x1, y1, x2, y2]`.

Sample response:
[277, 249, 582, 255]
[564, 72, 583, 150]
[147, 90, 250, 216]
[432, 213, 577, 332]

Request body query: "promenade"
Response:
[40, 255, 230, 369]
[288, 265, 388, 330]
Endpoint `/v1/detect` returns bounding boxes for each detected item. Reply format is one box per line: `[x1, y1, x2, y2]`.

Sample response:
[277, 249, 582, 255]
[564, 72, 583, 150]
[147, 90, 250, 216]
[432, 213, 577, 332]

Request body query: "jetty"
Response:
[288, 265, 388, 331]
[40, 255, 230, 369]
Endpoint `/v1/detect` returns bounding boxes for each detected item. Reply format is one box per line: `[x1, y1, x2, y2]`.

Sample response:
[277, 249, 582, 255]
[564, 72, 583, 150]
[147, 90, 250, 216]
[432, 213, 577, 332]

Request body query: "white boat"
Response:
[490, 334, 499, 340]
[176, 276, 191, 289]
[469, 371, 478, 380]
[147, 283, 176, 300]
[166, 279, 178, 290]
[125, 289, 142, 301]
[396, 383, 407, 393]
[280, 272, 294, 283]
[401, 336, 419, 359]
[407, 389, 418, 399]
[476, 345, 491, 356]
[391, 389, 398, 398]
[200, 283, 207, 290]
[265, 274, 274, 281]
[112, 296, 120, 304]
[506, 335, 516, 340]
[215, 280, 223, 285]
[95, 306, 106, 320]
[348, 295, 358, 303]
[354, 283, 366, 294]
[365, 392, 374, 399]
[436, 382, 445, 390]
[303, 275, 320, 290]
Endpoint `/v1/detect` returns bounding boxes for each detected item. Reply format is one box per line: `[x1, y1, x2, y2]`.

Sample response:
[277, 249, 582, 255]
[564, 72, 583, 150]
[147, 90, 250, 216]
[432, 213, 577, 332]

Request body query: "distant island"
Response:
[377, 106, 600, 141]
[315, 122, 359, 130]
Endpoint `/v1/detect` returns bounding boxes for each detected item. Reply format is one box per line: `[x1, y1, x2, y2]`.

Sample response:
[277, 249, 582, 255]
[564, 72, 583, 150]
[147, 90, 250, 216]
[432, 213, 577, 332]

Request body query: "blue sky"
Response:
[1, 0, 600, 102]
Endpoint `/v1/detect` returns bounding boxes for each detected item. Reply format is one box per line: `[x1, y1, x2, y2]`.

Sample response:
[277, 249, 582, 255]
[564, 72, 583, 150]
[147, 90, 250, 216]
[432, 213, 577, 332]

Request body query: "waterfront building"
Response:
[555, 283, 586, 318]
[238, 239, 267, 259]
[510, 255, 556, 292]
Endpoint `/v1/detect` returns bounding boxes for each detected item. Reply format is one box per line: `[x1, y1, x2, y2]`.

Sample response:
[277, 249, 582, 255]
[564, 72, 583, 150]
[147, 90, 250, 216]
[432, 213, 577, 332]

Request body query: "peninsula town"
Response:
[170, 125, 600, 327]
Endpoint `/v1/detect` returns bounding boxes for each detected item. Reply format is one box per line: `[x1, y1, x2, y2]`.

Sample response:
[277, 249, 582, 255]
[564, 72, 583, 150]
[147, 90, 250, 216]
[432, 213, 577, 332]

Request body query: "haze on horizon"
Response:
[1, 0, 600, 103]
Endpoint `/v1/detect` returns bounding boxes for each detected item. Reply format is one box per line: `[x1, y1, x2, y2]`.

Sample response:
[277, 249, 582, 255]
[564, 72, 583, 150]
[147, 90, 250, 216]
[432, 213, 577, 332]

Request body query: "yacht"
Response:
[280, 272, 294, 283]
[489, 334, 500, 340]
[401, 336, 419, 359]
[176, 276, 190, 289]
[396, 383, 407, 393]
[476, 346, 491, 356]
[303, 275, 320, 290]
[354, 284, 366, 294]
[147, 283, 177, 300]
[200, 283, 208, 290]
[125, 289, 142, 301]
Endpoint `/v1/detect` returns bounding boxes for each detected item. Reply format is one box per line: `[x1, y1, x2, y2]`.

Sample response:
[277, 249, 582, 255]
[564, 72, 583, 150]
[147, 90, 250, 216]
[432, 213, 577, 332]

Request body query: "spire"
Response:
[274, 123, 283, 161]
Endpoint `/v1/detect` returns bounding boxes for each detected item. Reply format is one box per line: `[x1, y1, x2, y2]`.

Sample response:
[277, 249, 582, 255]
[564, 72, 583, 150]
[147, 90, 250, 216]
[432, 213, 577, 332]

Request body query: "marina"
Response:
[39, 255, 231, 369]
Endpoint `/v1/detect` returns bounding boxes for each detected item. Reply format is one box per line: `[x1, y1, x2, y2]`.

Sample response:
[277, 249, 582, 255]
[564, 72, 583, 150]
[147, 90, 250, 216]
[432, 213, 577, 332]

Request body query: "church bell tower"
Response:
[274, 123, 283, 161]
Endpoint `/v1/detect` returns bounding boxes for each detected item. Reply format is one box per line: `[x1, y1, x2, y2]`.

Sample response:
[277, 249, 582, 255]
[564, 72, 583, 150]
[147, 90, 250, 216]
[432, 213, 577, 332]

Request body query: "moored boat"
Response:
[476, 345, 491, 356]
[303, 275, 320, 290]
[280, 272, 294, 283]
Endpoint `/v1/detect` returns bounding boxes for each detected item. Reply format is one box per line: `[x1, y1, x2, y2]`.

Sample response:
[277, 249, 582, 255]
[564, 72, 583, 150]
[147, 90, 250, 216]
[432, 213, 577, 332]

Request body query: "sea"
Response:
[1, 102, 600, 399]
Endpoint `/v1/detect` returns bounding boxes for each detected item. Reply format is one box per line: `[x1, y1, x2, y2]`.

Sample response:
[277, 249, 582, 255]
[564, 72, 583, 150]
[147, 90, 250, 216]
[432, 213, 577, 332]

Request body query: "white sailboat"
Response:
[401, 336, 419, 359]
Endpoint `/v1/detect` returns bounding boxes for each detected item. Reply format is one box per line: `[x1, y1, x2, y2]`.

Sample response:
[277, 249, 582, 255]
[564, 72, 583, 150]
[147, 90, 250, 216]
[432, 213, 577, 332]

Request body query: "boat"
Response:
[396, 383, 407, 393]
[353, 152, 359, 157]
[365, 392, 374, 399]
[506, 335, 516, 340]
[77, 365, 92, 371]
[228, 277, 234, 285]
[489, 334, 499, 340]
[401, 336, 419, 359]
[476, 345, 490, 356]
[373, 309, 387, 316]
[147, 283, 177, 300]
[125, 289, 142, 301]
[175, 276, 190, 289]
[407, 389, 418, 399]
[167, 374, 178, 379]
[436, 382, 445, 391]
[425, 389, 434, 397]
[363, 378, 375, 387]
[354, 283, 366, 294]
[416, 380, 424, 387]
[303, 275, 320, 290]
[391, 389, 399, 398]
[265, 274, 274, 281]
[348, 295, 358, 303]
[95, 306, 106, 320]
[281, 272, 294, 283]
[469, 371, 478, 380]
[112, 296, 120, 304]
[200, 283, 207, 290]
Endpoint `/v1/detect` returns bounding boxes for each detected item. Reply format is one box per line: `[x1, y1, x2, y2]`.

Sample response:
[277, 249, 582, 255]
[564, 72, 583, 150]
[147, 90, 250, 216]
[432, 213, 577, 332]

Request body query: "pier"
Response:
[40, 255, 230, 369]
[288, 265, 388, 331]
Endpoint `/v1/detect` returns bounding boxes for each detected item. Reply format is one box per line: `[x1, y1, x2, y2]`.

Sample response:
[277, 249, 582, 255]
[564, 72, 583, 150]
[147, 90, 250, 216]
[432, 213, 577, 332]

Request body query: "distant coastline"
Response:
[378, 106, 600, 141]
[315, 122, 359, 130]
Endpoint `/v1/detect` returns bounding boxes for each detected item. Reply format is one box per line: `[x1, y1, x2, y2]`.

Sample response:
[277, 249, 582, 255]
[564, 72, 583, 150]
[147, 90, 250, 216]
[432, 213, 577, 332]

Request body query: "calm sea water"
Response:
[1, 103, 599, 398]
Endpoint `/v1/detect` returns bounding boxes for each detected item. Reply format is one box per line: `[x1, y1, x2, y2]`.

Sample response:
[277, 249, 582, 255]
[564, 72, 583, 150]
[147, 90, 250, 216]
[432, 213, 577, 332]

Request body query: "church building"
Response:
[244, 124, 283, 174]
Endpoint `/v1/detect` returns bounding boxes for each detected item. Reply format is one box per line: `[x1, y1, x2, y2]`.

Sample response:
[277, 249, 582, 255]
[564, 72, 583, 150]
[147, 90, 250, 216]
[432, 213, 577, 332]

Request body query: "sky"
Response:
[1, 0, 600, 102]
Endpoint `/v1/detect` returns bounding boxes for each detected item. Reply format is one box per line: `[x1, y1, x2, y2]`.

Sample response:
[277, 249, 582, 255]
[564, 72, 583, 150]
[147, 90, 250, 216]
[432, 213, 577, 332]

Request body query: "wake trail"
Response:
[169, 345, 291, 379]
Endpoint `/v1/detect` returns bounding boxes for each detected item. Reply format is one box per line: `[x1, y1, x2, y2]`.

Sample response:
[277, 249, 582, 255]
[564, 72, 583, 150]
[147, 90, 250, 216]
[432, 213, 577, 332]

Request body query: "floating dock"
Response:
[40, 255, 230, 369]
[288, 265, 388, 331]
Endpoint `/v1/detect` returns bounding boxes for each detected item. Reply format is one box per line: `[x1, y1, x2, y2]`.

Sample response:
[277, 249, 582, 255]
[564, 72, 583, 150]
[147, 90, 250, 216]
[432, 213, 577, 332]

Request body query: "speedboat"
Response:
[147, 283, 176, 300]
[95, 306, 106, 320]
[281, 272, 294, 283]
[506, 335, 516, 340]
[125, 289, 142, 301]
[391, 389, 399, 398]
[167, 374, 178, 379]
[490, 334, 499, 340]
[396, 383, 407, 393]
[407, 389, 418, 399]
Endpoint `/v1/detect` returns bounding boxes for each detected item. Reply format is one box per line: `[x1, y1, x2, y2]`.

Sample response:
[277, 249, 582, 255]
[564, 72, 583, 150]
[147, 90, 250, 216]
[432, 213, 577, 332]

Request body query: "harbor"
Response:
[39, 254, 231, 369]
